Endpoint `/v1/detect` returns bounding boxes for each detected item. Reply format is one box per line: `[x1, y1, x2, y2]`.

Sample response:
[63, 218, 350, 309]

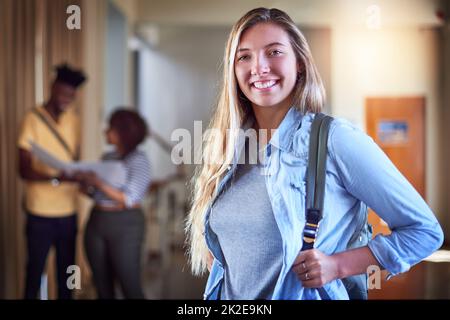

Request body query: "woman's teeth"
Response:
[253, 80, 277, 89]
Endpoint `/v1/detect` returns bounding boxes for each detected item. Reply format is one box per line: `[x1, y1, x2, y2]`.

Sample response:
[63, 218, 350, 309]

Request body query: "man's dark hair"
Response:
[109, 109, 148, 155]
[54, 63, 87, 88]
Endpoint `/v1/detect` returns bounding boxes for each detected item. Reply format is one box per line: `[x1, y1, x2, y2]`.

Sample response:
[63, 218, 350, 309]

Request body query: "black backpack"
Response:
[301, 113, 373, 300]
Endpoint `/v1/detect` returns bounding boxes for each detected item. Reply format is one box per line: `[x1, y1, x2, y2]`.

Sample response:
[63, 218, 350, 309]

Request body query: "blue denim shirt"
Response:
[203, 107, 444, 300]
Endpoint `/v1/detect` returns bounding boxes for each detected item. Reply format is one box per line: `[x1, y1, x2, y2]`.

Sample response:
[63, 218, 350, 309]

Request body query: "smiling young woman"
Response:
[186, 7, 443, 300]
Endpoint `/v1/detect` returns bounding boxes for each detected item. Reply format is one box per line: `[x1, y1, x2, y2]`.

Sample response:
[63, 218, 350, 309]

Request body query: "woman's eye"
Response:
[269, 50, 282, 56]
[237, 55, 250, 62]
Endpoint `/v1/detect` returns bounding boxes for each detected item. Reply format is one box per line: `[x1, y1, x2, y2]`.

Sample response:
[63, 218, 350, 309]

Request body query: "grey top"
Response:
[209, 140, 283, 300]
[92, 149, 151, 208]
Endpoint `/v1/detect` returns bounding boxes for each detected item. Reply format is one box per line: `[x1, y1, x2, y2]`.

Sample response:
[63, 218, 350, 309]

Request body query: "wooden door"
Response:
[365, 97, 426, 299]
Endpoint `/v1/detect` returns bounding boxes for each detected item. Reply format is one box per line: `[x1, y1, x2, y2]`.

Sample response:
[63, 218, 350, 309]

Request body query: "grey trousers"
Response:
[84, 208, 145, 299]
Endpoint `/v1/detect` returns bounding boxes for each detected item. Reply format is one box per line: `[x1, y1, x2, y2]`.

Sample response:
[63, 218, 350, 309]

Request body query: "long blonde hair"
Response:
[186, 7, 326, 275]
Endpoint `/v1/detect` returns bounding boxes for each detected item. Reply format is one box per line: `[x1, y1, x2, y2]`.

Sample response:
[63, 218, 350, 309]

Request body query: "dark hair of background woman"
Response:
[109, 108, 148, 156]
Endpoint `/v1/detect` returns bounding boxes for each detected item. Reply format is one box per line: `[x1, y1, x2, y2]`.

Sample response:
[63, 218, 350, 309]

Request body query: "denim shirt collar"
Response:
[269, 106, 304, 152]
[232, 107, 304, 165]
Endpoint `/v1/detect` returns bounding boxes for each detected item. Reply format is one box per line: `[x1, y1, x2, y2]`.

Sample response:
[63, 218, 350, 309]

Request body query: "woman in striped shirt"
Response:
[77, 109, 151, 299]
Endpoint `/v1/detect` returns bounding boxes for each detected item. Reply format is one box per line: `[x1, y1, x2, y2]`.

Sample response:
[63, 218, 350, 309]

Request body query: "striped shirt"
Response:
[92, 149, 151, 208]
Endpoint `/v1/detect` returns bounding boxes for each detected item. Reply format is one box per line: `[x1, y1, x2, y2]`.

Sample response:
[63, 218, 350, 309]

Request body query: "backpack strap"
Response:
[302, 113, 333, 251]
[301, 113, 334, 300]
[31, 108, 76, 160]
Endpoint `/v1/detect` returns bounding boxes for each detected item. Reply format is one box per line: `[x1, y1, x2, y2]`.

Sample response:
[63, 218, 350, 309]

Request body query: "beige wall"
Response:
[79, 0, 107, 297]
[136, 0, 442, 26]
[331, 26, 445, 226]
[81, 0, 106, 162]
[112, 0, 138, 24]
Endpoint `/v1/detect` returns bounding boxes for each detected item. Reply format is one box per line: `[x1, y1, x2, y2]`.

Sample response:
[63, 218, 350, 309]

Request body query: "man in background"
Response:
[18, 64, 87, 299]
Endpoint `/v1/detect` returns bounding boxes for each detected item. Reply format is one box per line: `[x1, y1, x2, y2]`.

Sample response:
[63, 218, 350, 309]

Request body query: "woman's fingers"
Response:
[295, 261, 309, 275]
[292, 249, 339, 288]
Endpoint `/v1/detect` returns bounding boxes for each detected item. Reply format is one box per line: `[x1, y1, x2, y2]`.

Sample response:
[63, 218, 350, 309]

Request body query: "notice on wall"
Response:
[377, 120, 409, 145]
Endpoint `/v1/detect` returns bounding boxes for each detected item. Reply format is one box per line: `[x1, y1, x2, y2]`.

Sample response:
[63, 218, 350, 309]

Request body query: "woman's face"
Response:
[234, 22, 299, 111]
[105, 126, 121, 147]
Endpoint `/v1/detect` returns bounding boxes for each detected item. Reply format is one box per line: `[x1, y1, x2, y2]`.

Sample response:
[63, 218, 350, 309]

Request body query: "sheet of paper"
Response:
[30, 141, 69, 171]
[30, 142, 127, 186]
[69, 161, 127, 186]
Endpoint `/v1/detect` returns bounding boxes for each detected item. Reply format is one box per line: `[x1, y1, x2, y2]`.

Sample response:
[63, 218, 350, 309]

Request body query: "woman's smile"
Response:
[251, 79, 279, 91]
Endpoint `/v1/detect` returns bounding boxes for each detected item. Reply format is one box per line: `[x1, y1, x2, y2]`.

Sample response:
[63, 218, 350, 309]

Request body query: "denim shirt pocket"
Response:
[288, 170, 307, 211]
[203, 258, 224, 300]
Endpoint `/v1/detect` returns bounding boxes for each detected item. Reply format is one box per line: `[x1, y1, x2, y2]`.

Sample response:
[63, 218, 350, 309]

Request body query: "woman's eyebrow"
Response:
[265, 42, 286, 48]
[237, 42, 287, 52]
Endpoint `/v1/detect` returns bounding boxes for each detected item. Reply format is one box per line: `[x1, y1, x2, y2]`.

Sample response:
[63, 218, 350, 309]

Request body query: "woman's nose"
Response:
[251, 55, 270, 76]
